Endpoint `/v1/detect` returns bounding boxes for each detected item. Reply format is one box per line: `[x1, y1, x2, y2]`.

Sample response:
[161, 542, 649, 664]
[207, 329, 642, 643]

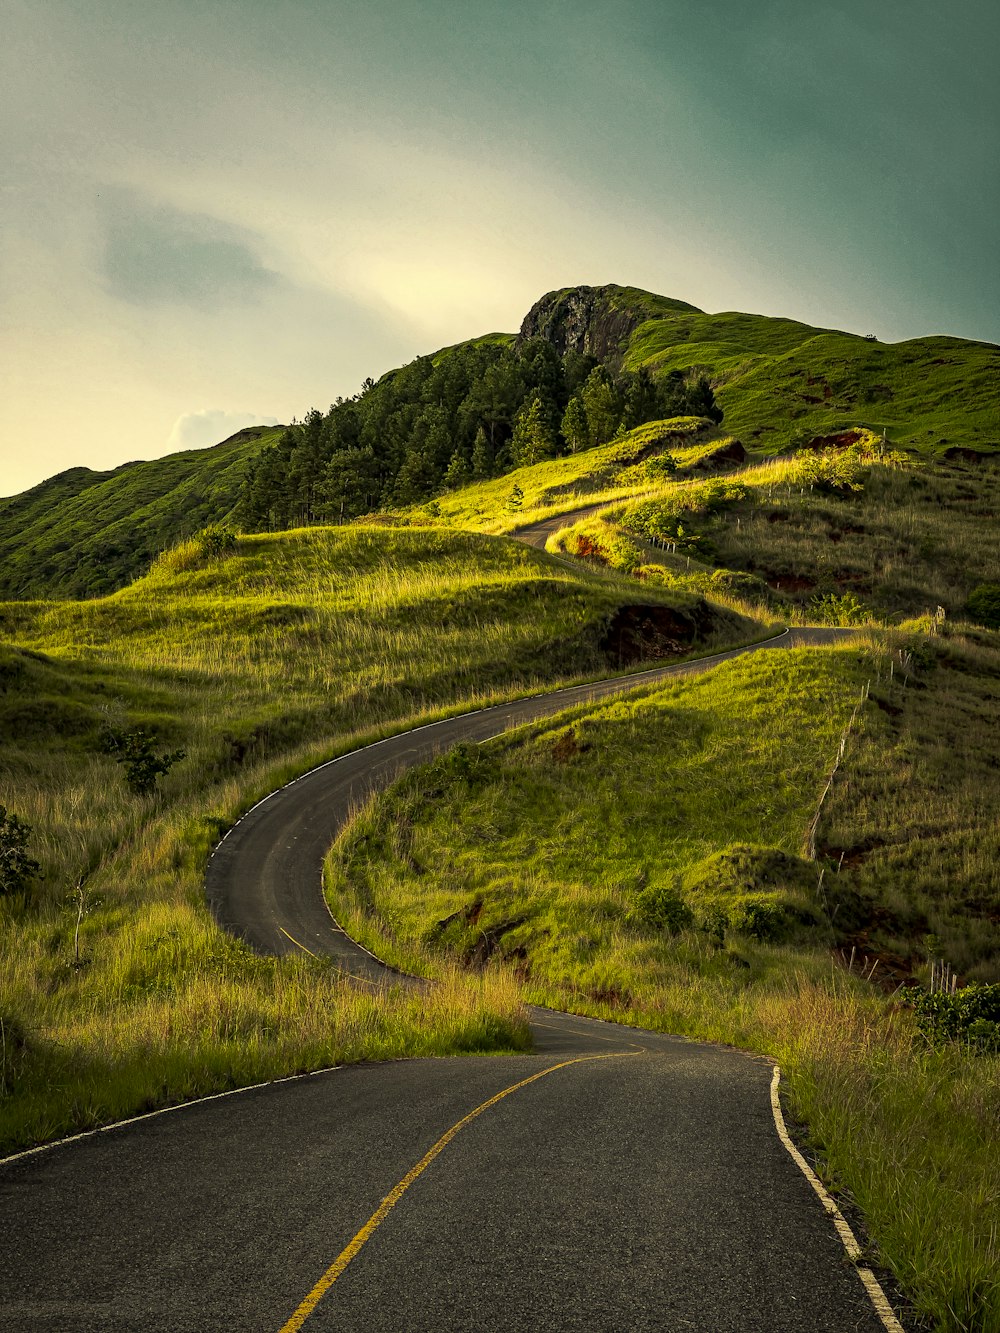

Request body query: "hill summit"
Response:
[517, 284, 702, 367]
[1, 281, 997, 602]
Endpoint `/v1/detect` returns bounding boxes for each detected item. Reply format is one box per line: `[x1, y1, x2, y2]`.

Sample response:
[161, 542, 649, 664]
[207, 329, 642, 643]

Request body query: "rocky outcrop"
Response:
[516, 285, 702, 370]
[692, 439, 747, 470]
[600, 601, 716, 666]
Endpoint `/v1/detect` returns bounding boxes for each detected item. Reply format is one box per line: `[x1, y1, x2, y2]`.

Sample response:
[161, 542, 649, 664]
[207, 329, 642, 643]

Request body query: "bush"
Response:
[195, 525, 238, 559]
[907, 982, 1000, 1053]
[100, 727, 186, 796]
[808, 591, 872, 626]
[632, 883, 694, 934]
[0, 806, 40, 898]
[966, 583, 1000, 630]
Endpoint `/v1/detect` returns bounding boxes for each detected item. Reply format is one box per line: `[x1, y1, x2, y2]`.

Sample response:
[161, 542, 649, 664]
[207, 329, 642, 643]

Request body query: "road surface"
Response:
[0, 626, 901, 1331]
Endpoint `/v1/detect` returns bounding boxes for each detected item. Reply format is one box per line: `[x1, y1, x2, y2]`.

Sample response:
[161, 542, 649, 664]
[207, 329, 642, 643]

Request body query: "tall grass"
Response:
[326, 644, 1000, 1332]
[0, 522, 757, 1153]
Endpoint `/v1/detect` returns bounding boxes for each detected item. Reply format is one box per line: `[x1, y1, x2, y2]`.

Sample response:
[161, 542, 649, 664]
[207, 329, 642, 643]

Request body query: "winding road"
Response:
[0, 624, 903, 1331]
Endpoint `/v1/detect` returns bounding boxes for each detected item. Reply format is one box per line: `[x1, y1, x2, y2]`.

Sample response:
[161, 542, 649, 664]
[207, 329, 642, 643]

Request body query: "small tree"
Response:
[560, 396, 590, 455]
[443, 449, 471, 490]
[505, 483, 524, 513]
[101, 728, 186, 796]
[470, 426, 493, 480]
[0, 806, 40, 898]
[511, 394, 556, 467]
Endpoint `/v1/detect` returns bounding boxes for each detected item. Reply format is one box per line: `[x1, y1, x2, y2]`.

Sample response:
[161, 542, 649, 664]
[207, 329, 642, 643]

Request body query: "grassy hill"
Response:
[327, 631, 1000, 1331]
[5, 283, 1000, 1327]
[528, 285, 1000, 454]
[630, 316, 1000, 455]
[0, 523, 752, 1152]
[4, 283, 997, 604]
[0, 426, 283, 601]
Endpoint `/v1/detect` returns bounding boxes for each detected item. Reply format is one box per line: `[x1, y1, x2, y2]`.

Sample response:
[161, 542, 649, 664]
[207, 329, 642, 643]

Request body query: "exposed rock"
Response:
[691, 439, 747, 471]
[516, 284, 701, 370]
[944, 446, 989, 464]
[804, 430, 863, 451]
[600, 601, 714, 666]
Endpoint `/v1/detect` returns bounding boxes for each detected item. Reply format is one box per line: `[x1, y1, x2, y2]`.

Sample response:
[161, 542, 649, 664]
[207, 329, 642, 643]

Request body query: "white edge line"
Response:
[7, 630, 811, 1163]
[770, 1066, 905, 1332]
[0, 1065, 342, 1171]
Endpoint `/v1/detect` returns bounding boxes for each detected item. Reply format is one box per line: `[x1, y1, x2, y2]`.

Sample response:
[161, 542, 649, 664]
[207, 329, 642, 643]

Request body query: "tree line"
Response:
[236, 338, 722, 530]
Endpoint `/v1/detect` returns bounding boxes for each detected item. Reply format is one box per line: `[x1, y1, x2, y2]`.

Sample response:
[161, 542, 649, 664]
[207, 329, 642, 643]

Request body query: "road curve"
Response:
[0, 624, 897, 1332]
[206, 626, 850, 965]
[512, 502, 614, 549]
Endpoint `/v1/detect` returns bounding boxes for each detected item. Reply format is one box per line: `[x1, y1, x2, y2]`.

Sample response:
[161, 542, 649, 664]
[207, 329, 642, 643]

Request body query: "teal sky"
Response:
[2, 0, 998, 494]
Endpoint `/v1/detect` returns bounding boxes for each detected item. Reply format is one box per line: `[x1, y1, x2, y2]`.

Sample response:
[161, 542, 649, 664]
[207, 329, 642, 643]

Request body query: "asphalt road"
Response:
[205, 626, 850, 964]
[512, 503, 614, 549]
[0, 625, 895, 1332]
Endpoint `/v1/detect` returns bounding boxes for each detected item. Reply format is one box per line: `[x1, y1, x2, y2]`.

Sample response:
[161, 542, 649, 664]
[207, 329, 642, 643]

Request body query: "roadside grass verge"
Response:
[539, 443, 1000, 625]
[0, 523, 760, 1153]
[692, 456, 1000, 621]
[0, 957, 528, 1153]
[326, 642, 1000, 1332]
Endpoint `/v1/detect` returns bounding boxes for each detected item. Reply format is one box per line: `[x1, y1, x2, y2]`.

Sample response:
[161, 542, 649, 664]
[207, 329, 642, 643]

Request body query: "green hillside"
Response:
[6, 282, 995, 605]
[626, 312, 1000, 454]
[4, 283, 1000, 1329]
[0, 522, 752, 1152]
[0, 426, 282, 601]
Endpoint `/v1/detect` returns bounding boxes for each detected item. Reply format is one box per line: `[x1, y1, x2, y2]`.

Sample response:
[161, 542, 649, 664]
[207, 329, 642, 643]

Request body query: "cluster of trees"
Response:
[236, 339, 722, 529]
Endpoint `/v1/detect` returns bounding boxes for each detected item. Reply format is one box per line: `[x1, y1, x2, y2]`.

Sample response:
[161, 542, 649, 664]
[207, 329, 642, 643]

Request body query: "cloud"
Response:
[167, 410, 280, 452]
[101, 192, 278, 308]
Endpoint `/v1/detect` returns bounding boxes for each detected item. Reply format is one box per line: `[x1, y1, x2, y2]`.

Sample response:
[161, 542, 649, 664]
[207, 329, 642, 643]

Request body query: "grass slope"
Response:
[0, 523, 751, 1152]
[6, 284, 997, 606]
[327, 639, 1000, 1332]
[459, 421, 1000, 623]
[623, 306, 1000, 456]
[0, 426, 282, 601]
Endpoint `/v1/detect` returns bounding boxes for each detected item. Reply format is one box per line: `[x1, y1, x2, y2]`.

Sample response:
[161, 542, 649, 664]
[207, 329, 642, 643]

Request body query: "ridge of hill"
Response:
[0, 426, 283, 600]
[3, 283, 997, 602]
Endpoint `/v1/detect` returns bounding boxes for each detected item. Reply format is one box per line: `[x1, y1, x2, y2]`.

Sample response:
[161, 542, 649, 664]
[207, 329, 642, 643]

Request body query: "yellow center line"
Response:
[278, 926, 318, 958]
[530, 1019, 647, 1051]
[277, 1051, 640, 1331]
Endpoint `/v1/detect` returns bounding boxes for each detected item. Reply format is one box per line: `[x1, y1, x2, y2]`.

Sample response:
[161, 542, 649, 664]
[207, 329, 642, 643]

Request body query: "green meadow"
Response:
[327, 637, 1000, 1332]
[0, 523, 751, 1152]
[3, 281, 999, 1329]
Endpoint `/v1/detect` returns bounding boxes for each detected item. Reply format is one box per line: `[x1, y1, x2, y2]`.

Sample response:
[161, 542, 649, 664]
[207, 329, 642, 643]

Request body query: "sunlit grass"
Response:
[0, 522, 759, 1153]
[327, 643, 1000, 1332]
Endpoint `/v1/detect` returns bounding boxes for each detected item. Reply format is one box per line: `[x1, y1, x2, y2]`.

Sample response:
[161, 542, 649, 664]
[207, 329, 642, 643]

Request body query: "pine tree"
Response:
[580, 367, 621, 446]
[511, 394, 556, 466]
[687, 375, 724, 424]
[443, 449, 471, 490]
[470, 426, 493, 479]
[392, 450, 439, 505]
[505, 482, 524, 513]
[622, 368, 660, 429]
[561, 396, 590, 454]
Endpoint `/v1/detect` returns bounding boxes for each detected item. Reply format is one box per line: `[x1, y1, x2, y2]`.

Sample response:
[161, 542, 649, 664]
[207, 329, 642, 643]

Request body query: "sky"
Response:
[2, 0, 998, 496]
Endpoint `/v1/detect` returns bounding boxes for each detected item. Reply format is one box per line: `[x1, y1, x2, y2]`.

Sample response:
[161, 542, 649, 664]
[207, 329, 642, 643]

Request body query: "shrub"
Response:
[907, 982, 1000, 1053]
[808, 591, 872, 626]
[100, 727, 186, 796]
[195, 525, 238, 559]
[632, 883, 694, 934]
[966, 583, 1000, 630]
[0, 806, 40, 898]
[728, 896, 787, 942]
